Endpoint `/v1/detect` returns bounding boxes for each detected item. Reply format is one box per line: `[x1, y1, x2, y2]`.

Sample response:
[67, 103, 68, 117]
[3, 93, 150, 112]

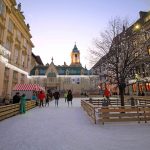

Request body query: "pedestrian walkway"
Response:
[0, 98, 150, 150]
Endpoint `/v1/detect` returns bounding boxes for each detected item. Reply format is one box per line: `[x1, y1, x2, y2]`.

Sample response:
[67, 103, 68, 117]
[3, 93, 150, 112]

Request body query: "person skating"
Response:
[67, 90, 73, 107]
[64, 91, 67, 103]
[45, 93, 50, 106]
[103, 88, 111, 105]
[53, 90, 60, 107]
[20, 94, 26, 114]
[38, 91, 45, 107]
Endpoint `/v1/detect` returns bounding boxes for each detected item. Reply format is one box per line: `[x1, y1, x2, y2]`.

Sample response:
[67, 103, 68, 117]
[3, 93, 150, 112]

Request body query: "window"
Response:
[0, 0, 5, 16]
[15, 49, 19, 64]
[66, 69, 69, 75]
[8, 19, 14, 33]
[64, 78, 70, 84]
[148, 47, 150, 55]
[23, 38, 27, 47]
[5, 39, 12, 51]
[13, 71, 18, 80]
[145, 15, 150, 22]
[16, 30, 21, 41]
[4, 67, 9, 78]
[21, 74, 25, 83]
[22, 54, 25, 67]
[40, 69, 45, 75]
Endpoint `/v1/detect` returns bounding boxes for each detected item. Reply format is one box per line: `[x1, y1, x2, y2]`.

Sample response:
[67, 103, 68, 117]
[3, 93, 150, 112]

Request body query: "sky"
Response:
[16, 0, 149, 69]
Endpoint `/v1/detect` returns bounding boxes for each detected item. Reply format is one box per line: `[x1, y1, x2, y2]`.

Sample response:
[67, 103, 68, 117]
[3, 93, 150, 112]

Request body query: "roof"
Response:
[72, 44, 79, 53]
[30, 66, 48, 75]
[30, 65, 92, 76]
[13, 84, 45, 91]
[32, 53, 44, 65]
[57, 66, 84, 75]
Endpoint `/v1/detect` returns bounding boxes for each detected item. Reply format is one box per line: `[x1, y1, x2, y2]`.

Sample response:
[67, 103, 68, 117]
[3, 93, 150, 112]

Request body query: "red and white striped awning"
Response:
[13, 84, 45, 91]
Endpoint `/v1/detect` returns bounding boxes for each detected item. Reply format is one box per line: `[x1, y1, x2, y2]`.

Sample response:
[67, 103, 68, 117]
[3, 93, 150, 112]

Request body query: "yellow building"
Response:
[0, 0, 34, 98]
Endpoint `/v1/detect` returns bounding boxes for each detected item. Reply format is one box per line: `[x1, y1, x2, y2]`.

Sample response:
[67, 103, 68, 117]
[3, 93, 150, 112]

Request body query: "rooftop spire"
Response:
[72, 43, 79, 53]
[51, 57, 53, 63]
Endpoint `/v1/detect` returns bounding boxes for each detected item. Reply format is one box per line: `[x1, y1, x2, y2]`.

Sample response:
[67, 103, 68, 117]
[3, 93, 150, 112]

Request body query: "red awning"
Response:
[13, 84, 45, 91]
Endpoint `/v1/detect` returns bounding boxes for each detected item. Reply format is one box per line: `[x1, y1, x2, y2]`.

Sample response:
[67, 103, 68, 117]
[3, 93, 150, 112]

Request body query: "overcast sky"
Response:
[16, 0, 149, 69]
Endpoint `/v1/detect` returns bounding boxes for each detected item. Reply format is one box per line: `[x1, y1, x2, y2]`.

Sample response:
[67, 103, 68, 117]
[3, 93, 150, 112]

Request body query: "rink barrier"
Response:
[0, 100, 36, 121]
[81, 98, 150, 125]
[81, 100, 99, 124]
[99, 105, 150, 125]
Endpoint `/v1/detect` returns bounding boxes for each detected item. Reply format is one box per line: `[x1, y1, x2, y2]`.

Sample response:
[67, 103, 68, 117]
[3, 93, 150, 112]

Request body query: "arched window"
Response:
[66, 69, 69, 75]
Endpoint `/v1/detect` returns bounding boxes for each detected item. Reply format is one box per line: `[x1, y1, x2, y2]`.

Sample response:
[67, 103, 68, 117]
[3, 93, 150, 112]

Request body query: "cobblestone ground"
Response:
[0, 98, 150, 150]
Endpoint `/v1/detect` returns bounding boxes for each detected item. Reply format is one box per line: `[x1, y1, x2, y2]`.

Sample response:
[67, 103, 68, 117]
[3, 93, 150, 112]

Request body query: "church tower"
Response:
[70, 44, 81, 66]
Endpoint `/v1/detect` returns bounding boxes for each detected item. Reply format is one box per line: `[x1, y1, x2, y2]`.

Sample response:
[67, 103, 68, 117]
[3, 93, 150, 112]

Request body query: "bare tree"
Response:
[91, 18, 148, 106]
[89, 18, 127, 66]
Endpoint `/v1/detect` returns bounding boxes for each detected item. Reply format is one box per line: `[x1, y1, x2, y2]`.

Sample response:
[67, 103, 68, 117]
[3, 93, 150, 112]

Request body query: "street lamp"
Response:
[134, 24, 141, 30]
[134, 23, 150, 34]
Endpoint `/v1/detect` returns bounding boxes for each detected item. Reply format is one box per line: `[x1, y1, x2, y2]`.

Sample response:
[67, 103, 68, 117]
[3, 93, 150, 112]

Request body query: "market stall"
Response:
[12, 84, 45, 100]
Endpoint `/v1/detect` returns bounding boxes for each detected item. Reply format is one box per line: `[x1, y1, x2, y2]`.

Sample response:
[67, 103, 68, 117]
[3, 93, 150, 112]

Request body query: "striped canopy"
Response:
[13, 84, 45, 91]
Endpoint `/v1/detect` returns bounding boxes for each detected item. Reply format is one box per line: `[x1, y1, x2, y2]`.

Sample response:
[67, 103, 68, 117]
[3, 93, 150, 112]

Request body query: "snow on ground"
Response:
[0, 98, 150, 150]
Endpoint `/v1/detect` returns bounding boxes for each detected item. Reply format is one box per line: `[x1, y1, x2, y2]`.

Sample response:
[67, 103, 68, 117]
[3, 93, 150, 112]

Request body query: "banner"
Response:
[71, 77, 80, 84]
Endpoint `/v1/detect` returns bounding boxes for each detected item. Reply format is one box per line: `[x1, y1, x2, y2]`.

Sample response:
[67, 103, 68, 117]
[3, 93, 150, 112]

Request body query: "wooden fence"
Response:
[99, 106, 150, 124]
[81, 100, 98, 124]
[0, 100, 36, 121]
[81, 96, 150, 125]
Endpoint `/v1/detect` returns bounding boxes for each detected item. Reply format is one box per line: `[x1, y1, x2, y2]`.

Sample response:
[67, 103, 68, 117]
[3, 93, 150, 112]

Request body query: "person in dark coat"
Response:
[53, 90, 60, 107]
[13, 92, 20, 104]
[67, 90, 73, 107]
[45, 93, 50, 106]
[49, 91, 53, 101]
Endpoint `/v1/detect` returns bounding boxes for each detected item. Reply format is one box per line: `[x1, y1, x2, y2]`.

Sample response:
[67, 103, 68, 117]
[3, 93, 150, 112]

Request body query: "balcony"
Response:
[0, 44, 11, 63]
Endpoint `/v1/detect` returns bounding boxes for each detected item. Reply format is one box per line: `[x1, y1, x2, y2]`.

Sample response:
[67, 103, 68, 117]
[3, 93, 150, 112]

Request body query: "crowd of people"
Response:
[31, 89, 73, 107]
[1, 87, 147, 115]
[6, 89, 73, 114]
[36, 89, 73, 107]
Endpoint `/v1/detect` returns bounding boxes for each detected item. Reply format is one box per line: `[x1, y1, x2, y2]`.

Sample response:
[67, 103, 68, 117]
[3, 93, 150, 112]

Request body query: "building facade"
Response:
[30, 44, 99, 95]
[92, 11, 150, 95]
[0, 0, 34, 98]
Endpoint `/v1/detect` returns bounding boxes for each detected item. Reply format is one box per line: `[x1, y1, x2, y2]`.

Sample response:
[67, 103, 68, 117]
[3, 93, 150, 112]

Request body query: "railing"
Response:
[0, 100, 36, 121]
